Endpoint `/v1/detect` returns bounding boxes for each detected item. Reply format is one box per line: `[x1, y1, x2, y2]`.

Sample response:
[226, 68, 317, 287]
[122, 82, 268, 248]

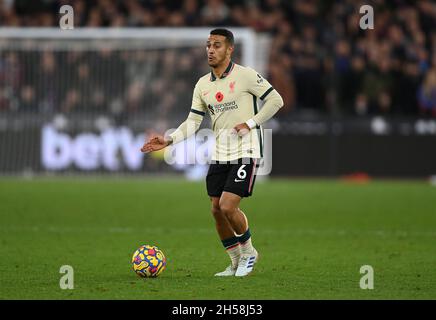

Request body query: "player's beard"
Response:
[208, 60, 218, 68]
[208, 55, 225, 68]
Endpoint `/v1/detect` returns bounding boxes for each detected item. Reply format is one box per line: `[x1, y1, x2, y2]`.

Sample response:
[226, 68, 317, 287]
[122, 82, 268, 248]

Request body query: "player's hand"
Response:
[140, 135, 171, 153]
[232, 123, 250, 137]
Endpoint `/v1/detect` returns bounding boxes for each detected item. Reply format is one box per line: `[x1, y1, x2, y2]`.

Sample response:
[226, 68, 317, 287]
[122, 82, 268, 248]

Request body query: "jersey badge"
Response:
[229, 81, 236, 93]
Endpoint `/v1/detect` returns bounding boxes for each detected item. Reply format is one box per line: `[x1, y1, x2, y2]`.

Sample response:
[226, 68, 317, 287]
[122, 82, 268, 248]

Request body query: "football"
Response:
[132, 245, 166, 278]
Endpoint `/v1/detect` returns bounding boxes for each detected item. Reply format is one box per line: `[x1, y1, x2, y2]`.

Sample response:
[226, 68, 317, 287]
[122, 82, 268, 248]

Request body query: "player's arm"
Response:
[233, 69, 284, 135]
[140, 84, 206, 153]
[166, 109, 205, 144]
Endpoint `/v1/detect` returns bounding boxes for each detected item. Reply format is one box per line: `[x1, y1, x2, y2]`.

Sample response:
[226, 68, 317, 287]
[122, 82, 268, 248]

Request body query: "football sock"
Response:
[237, 228, 255, 255]
[221, 236, 241, 268]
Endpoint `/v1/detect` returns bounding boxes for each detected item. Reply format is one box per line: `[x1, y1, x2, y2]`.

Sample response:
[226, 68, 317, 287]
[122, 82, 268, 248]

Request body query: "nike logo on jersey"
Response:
[203, 90, 210, 96]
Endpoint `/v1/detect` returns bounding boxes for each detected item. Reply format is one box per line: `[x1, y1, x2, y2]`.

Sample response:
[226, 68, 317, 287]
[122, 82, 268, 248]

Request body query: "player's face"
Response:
[206, 35, 233, 68]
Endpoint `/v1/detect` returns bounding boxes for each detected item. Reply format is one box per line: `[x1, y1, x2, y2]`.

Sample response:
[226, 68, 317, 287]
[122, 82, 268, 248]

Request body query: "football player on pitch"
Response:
[141, 29, 283, 277]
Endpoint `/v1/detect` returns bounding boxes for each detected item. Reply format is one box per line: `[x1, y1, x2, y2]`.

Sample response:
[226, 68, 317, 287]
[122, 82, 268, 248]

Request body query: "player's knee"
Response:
[218, 202, 237, 219]
[211, 206, 224, 220]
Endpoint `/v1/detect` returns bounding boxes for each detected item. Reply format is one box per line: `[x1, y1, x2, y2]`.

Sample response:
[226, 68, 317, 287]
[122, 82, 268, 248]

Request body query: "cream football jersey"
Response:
[187, 61, 275, 161]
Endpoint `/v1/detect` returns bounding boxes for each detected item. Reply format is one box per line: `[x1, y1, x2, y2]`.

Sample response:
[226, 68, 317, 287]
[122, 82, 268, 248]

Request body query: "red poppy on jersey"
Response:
[216, 92, 224, 102]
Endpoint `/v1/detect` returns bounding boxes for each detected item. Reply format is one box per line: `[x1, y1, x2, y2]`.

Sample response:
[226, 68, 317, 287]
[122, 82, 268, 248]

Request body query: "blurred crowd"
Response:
[0, 47, 210, 122]
[1, 0, 436, 117]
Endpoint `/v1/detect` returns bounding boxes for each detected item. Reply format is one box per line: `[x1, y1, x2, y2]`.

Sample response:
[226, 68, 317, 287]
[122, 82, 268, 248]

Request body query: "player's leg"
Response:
[218, 192, 246, 235]
[221, 158, 258, 246]
[207, 164, 241, 276]
[210, 196, 235, 240]
[219, 191, 258, 277]
[219, 192, 256, 254]
[210, 196, 241, 276]
[219, 158, 259, 276]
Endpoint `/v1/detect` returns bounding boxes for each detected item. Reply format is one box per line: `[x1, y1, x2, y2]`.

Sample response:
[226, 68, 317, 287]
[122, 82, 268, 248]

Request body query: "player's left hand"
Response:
[232, 123, 251, 137]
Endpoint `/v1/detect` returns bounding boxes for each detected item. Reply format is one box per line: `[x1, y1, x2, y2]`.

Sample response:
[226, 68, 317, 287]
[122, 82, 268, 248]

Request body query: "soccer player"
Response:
[141, 29, 283, 277]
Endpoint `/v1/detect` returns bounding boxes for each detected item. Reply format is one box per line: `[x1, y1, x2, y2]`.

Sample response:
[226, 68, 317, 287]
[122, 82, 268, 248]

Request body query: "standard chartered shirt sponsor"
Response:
[210, 101, 239, 114]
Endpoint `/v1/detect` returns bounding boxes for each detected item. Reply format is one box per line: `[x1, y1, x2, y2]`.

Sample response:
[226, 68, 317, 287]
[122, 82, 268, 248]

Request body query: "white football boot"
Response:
[214, 265, 237, 277]
[235, 249, 259, 277]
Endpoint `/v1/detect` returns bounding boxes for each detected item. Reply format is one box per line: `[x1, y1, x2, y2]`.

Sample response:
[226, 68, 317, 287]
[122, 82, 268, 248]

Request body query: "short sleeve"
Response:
[245, 67, 275, 101]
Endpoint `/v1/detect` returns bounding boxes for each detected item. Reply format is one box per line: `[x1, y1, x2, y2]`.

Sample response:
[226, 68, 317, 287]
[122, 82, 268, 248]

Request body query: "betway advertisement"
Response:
[39, 124, 217, 177]
[1, 118, 436, 176]
[41, 125, 145, 171]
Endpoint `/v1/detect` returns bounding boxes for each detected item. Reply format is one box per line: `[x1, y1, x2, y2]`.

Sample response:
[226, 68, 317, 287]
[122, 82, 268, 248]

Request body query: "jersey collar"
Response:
[210, 60, 234, 82]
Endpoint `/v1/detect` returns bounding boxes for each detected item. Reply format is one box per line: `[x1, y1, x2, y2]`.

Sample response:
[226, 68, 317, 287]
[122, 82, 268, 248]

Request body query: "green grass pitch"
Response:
[0, 178, 435, 299]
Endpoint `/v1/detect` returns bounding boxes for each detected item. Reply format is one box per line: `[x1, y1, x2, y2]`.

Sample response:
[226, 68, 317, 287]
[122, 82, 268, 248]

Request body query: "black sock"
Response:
[221, 236, 239, 250]
[237, 228, 251, 244]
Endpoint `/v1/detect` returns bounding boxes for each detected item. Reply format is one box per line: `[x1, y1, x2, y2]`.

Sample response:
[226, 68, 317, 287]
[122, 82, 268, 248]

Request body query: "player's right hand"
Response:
[140, 135, 170, 153]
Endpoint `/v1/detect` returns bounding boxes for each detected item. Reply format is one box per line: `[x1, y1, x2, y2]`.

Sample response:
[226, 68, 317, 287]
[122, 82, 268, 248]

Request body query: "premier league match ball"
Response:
[132, 245, 166, 278]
